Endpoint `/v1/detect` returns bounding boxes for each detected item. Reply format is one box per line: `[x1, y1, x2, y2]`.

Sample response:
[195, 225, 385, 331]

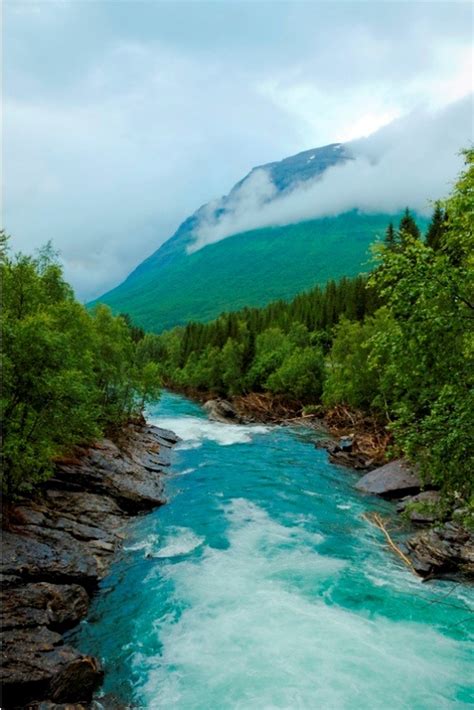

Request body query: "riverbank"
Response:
[201, 394, 474, 582]
[181, 389, 390, 468]
[0, 421, 179, 709]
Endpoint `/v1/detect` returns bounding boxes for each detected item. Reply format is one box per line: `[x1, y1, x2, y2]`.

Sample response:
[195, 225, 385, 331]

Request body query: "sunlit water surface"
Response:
[73, 393, 473, 709]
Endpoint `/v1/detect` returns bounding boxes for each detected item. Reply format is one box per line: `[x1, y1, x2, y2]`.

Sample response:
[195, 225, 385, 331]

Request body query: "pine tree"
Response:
[384, 222, 397, 251]
[398, 208, 421, 247]
[425, 202, 447, 252]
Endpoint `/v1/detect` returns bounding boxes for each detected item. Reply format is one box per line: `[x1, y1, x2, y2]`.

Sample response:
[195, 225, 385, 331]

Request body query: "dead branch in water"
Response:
[362, 512, 417, 574]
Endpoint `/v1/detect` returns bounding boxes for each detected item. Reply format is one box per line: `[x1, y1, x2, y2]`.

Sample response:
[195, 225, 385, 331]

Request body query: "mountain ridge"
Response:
[92, 142, 424, 331]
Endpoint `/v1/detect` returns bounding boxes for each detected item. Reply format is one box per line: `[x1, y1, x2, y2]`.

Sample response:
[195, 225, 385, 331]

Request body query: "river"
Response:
[72, 392, 473, 709]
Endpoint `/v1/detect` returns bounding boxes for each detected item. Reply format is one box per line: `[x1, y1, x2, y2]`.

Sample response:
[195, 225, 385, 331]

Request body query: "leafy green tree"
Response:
[1, 252, 98, 496]
[1, 246, 163, 497]
[266, 347, 325, 401]
[323, 308, 399, 414]
[246, 328, 293, 391]
[369, 150, 473, 500]
[220, 338, 244, 396]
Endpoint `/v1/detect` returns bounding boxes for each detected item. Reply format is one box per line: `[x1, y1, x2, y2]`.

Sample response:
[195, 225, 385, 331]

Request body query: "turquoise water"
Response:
[74, 392, 473, 709]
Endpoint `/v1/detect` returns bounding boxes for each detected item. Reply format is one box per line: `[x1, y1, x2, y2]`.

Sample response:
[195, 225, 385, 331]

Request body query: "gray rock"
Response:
[147, 424, 180, 445]
[407, 523, 474, 578]
[0, 626, 103, 707]
[0, 583, 89, 632]
[0, 421, 178, 708]
[396, 490, 441, 524]
[356, 459, 423, 498]
[1, 529, 100, 590]
[203, 399, 240, 423]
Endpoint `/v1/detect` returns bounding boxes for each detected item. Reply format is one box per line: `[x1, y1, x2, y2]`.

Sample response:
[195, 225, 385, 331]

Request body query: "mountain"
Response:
[92, 143, 426, 331]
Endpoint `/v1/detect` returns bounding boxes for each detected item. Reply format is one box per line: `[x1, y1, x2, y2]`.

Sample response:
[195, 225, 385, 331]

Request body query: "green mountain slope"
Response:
[96, 211, 425, 331]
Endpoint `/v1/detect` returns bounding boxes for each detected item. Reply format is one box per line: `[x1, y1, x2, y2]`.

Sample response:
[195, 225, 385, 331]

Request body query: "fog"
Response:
[191, 96, 473, 251]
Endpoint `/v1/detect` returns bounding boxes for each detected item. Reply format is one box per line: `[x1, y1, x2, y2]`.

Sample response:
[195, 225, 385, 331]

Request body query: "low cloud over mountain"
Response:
[191, 96, 472, 251]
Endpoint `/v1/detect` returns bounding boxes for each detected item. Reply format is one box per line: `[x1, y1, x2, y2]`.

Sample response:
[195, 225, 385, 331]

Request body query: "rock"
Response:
[0, 423, 177, 708]
[339, 436, 353, 452]
[407, 523, 474, 578]
[1, 529, 100, 591]
[316, 438, 376, 470]
[330, 450, 375, 471]
[46, 425, 174, 513]
[203, 399, 240, 423]
[0, 627, 103, 707]
[396, 490, 441, 524]
[0, 583, 89, 632]
[49, 657, 104, 704]
[356, 459, 423, 498]
[146, 424, 180, 445]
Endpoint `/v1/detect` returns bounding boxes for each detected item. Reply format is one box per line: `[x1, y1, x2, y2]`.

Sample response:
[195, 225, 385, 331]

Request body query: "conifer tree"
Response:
[398, 208, 421, 246]
[425, 202, 447, 252]
[384, 222, 397, 251]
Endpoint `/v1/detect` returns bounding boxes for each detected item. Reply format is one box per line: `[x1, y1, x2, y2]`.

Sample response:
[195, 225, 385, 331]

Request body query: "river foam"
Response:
[150, 414, 269, 449]
[135, 499, 472, 710]
[74, 393, 473, 709]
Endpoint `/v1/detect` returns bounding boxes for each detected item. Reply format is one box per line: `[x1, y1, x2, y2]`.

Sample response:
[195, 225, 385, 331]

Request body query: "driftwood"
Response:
[363, 512, 417, 573]
[324, 405, 392, 464]
[233, 393, 302, 422]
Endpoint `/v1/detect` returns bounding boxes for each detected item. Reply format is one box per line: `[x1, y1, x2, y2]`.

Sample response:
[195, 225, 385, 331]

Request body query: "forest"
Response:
[1, 240, 161, 498]
[141, 150, 473, 510]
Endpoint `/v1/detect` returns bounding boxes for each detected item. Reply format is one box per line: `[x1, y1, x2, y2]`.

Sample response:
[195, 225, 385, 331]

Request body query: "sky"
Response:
[3, 1, 473, 300]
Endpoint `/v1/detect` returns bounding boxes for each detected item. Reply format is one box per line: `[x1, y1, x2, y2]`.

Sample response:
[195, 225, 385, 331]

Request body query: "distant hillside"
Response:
[92, 144, 427, 330]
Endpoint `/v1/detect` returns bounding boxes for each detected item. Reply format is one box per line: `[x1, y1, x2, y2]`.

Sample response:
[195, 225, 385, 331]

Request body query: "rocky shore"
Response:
[0, 422, 179, 709]
[355, 460, 474, 579]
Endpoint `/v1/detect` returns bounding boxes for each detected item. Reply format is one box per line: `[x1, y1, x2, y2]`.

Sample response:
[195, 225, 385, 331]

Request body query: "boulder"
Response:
[203, 399, 240, 423]
[407, 523, 474, 578]
[396, 490, 441, 524]
[0, 583, 89, 632]
[356, 459, 422, 498]
[49, 657, 104, 704]
[0, 627, 103, 707]
[1, 529, 100, 591]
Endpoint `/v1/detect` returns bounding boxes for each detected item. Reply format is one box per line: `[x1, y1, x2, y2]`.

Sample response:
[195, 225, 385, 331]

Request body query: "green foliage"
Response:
[398, 207, 421, 247]
[323, 308, 399, 414]
[367, 150, 474, 500]
[384, 222, 397, 251]
[266, 346, 325, 401]
[246, 328, 294, 392]
[95, 212, 427, 331]
[1, 247, 161, 497]
[154, 273, 380, 400]
[425, 202, 447, 252]
[322, 152, 473, 503]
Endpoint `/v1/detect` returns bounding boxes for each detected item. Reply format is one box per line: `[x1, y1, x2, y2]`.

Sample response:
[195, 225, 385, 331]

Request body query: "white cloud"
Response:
[3, 1, 473, 298]
[191, 96, 473, 251]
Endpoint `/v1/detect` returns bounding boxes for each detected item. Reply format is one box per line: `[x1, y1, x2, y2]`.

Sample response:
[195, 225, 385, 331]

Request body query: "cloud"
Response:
[191, 96, 473, 251]
[3, 1, 472, 298]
